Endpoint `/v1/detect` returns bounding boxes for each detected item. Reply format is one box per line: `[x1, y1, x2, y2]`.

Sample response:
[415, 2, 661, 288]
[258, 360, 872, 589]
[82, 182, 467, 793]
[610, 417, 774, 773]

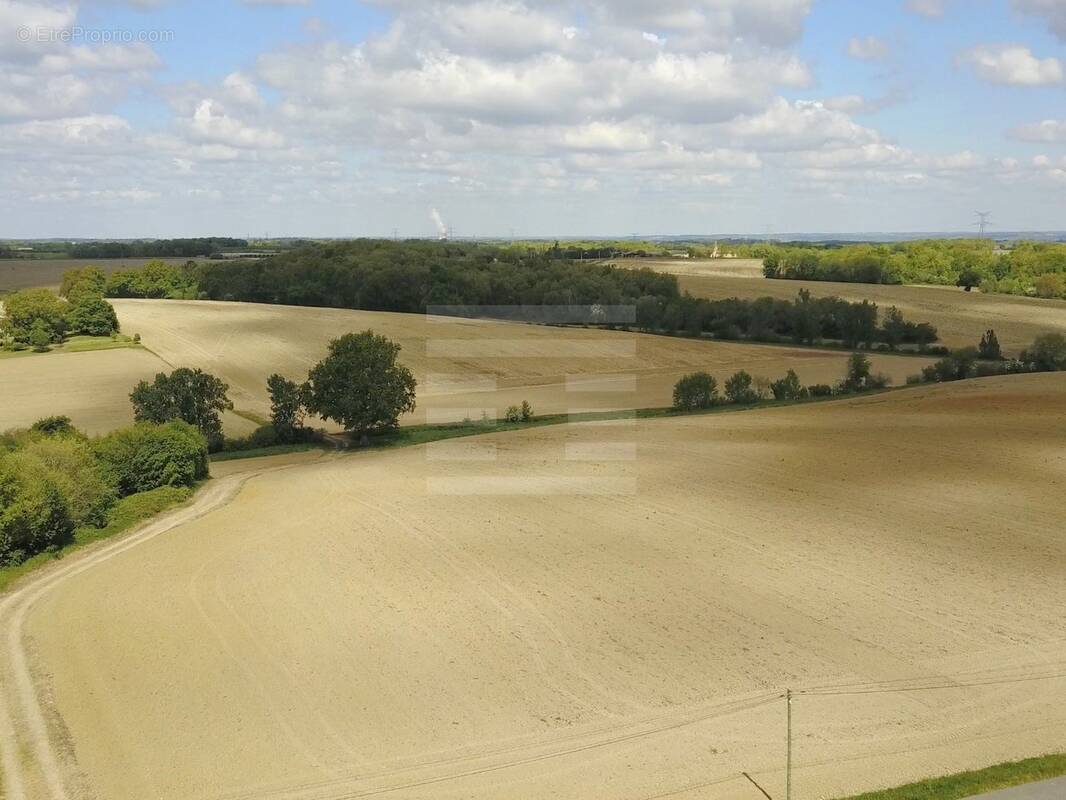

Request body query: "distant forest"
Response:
[114, 240, 941, 351]
[69, 238, 250, 259]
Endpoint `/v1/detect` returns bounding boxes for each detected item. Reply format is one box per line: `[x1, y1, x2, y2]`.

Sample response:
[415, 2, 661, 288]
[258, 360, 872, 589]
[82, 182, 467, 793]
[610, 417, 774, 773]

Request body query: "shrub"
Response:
[724, 371, 759, 404]
[504, 405, 522, 423]
[1022, 333, 1066, 372]
[839, 353, 872, 393]
[30, 416, 77, 437]
[8, 437, 115, 527]
[520, 401, 533, 422]
[0, 456, 74, 566]
[222, 425, 283, 452]
[923, 347, 979, 383]
[66, 296, 120, 337]
[93, 422, 209, 497]
[807, 383, 834, 397]
[60, 266, 107, 301]
[267, 374, 306, 443]
[673, 372, 718, 410]
[770, 370, 806, 401]
[978, 329, 1002, 360]
[303, 331, 417, 434]
[1033, 273, 1066, 299]
[29, 320, 53, 352]
[130, 368, 233, 451]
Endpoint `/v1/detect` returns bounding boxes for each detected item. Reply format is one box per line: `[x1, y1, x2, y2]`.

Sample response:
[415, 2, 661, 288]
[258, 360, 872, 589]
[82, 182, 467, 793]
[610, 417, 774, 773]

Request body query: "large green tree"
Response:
[130, 368, 233, 449]
[303, 331, 417, 433]
[66, 295, 120, 336]
[1, 289, 67, 344]
[60, 266, 107, 301]
[267, 374, 306, 442]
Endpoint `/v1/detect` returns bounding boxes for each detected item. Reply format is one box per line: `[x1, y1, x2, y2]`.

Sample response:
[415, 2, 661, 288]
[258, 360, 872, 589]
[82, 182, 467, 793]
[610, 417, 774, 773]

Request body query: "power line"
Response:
[975, 210, 992, 238]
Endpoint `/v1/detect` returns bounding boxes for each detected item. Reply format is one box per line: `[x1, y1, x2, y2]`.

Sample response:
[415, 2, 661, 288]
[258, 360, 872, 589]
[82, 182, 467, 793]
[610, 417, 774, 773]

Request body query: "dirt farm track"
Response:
[1, 374, 1064, 800]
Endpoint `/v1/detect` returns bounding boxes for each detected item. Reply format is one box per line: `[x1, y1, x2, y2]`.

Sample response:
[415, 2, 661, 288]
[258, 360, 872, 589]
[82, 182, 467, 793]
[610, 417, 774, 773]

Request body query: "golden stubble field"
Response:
[109, 299, 932, 426]
[6, 374, 1064, 800]
[617, 258, 1066, 353]
[0, 347, 257, 437]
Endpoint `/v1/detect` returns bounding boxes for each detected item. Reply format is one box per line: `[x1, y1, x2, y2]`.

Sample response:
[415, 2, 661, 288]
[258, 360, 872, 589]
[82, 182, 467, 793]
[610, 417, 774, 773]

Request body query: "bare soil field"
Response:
[0, 258, 203, 293]
[0, 347, 256, 436]
[4, 373, 1064, 800]
[616, 258, 1066, 353]
[114, 299, 934, 426]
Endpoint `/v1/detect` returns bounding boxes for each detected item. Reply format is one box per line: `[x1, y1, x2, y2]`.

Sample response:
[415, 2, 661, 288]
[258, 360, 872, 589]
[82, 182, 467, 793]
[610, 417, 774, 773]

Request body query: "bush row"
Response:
[673, 354, 890, 412]
[0, 419, 208, 566]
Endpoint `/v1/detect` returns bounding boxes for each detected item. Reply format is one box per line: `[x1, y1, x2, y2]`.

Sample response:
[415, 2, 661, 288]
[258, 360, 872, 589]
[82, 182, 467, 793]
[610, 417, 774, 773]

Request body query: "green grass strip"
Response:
[836, 754, 1066, 800]
[0, 335, 141, 360]
[210, 442, 322, 462]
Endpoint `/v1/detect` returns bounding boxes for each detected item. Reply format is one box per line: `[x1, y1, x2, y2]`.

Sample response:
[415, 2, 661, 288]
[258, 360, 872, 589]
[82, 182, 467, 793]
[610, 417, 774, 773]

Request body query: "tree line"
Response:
[762, 239, 1066, 298]
[908, 331, 1066, 386]
[106, 241, 940, 351]
[68, 238, 248, 259]
[130, 330, 418, 454]
[673, 353, 890, 412]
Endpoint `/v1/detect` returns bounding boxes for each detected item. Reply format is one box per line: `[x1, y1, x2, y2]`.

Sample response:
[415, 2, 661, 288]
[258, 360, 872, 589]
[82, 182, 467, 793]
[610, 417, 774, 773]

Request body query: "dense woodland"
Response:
[166, 241, 940, 350]
[762, 239, 1066, 297]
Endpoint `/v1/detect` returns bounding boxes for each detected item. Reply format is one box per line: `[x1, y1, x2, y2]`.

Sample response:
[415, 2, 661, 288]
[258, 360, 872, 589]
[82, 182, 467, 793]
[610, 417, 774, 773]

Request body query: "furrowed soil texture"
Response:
[3, 373, 1064, 800]
[111, 299, 934, 426]
[615, 258, 1066, 353]
[0, 347, 257, 436]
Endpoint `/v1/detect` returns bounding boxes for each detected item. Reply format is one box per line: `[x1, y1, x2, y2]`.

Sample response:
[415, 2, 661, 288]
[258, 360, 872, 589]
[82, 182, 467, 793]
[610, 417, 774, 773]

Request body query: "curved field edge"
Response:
[12, 373, 1066, 800]
[0, 485, 197, 596]
[1, 388, 878, 595]
[835, 753, 1066, 800]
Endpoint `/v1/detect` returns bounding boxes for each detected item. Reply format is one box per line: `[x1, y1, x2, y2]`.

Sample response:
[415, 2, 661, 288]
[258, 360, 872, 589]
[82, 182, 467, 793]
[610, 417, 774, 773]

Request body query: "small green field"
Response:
[837, 754, 1066, 800]
[0, 334, 141, 360]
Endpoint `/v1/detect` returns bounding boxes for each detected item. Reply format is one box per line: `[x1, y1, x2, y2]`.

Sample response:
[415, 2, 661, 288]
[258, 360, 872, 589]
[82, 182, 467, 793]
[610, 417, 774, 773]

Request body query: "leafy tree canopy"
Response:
[304, 331, 417, 433]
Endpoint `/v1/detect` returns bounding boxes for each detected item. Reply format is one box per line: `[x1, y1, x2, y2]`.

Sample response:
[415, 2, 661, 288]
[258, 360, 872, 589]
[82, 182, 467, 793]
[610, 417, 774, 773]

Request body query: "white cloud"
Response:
[222, 71, 264, 108]
[185, 99, 286, 149]
[959, 44, 1064, 86]
[848, 35, 889, 60]
[1013, 0, 1066, 42]
[1009, 119, 1066, 142]
[906, 0, 949, 18]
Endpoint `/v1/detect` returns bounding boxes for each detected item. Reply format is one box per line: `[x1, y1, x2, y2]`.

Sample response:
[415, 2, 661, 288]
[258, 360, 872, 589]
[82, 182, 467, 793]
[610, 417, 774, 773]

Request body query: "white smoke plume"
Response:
[431, 208, 447, 237]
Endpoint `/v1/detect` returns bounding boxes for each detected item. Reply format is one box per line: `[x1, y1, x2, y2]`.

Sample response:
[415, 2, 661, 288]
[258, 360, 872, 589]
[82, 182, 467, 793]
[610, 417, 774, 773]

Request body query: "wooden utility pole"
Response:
[786, 689, 793, 800]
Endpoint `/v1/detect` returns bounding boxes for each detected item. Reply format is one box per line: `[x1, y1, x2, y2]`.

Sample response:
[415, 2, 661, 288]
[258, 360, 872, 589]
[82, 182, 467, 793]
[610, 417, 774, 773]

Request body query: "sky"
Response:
[1, 0, 1064, 239]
